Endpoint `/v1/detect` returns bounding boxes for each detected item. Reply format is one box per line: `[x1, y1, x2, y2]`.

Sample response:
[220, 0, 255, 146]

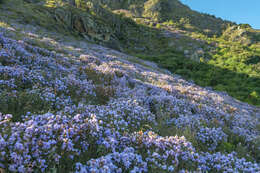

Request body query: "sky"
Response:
[180, 0, 260, 29]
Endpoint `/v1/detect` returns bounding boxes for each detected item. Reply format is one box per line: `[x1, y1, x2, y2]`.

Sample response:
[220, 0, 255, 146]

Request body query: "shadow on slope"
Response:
[136, 51, 260, 106]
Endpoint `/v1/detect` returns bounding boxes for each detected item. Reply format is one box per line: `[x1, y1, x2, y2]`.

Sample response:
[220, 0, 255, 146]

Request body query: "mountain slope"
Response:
[0, 16, 259, 172]
[7, 0, 258, 106]
[89, 0, 233, 35]
[0, 0, 260, 172]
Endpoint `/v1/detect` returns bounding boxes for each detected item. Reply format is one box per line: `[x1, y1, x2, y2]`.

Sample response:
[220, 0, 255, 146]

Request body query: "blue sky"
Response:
[180, 0, 260, 29]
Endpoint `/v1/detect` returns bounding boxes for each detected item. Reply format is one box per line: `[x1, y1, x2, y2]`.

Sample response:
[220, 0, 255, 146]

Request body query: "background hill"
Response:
[98, 0, 233, 35]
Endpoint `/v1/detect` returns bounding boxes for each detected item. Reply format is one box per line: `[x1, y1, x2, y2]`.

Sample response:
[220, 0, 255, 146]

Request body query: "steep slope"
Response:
[88, 0, 233, 35]
[0, 1, 260, 172]
[222, 24, 260, 45]
[142, 0, 232, 35]
[0, 16, 260, 172]
[3, 0, 258, 106]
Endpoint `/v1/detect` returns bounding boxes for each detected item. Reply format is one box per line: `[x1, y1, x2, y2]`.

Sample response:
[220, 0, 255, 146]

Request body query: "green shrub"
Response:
[155, 23, 161, 29]
[0, 91, 52, 121]
[218, 142, 235, 153]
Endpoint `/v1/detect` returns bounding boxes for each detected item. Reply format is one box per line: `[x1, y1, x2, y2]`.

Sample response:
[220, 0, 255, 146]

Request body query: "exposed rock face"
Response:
[53, 4, 113, 42]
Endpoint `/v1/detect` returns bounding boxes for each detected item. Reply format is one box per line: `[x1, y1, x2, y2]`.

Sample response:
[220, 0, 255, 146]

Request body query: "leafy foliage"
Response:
[136, 44, 260, 105]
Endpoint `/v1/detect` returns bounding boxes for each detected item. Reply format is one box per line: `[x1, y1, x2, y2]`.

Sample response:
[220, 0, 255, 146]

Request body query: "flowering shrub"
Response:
[75, 147, 148, 173]
[0, 26, 259, 173]
[196, 127, 227, 151]
[0, 113, 104, 172]
[196, 152, 260, 172]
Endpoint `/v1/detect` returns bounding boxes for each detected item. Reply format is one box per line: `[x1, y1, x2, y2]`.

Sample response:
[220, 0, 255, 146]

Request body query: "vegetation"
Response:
[1, 0, 259, 105]
[0, 0, 259, 172]
[0, 0, 259, 106]
[135, 41, 260, 105]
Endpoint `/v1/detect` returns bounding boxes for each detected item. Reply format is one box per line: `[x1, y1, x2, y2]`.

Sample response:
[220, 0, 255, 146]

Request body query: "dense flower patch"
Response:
[196, 127, 227, 151]
[0, 25, 259, 173]
[0, 113, 102, 172]
[75, 147, 148, 173]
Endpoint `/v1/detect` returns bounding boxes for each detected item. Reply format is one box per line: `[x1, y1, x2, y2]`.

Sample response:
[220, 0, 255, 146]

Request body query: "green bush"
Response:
[0, 91, 52, 121]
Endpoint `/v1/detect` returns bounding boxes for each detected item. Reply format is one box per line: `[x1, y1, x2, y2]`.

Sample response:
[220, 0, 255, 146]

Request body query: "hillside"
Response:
[2, 0, 258, 106]
[98, 0, 234, 35]
[0, 0, 260, 172]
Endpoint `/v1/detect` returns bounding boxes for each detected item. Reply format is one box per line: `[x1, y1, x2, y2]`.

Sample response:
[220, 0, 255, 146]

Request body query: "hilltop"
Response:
[0, 0, 259, 172]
